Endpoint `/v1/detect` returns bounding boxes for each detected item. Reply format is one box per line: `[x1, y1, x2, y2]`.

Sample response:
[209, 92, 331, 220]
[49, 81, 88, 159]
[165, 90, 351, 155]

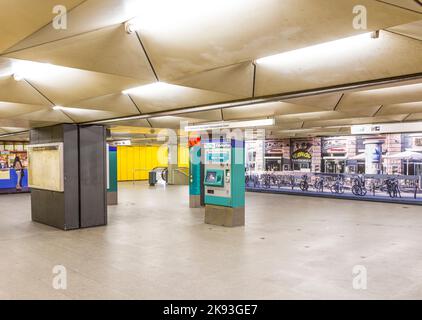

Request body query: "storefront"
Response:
[264, 140, 284, 171]
[0, 142, 29, 193]
[245, 132, 422, 205]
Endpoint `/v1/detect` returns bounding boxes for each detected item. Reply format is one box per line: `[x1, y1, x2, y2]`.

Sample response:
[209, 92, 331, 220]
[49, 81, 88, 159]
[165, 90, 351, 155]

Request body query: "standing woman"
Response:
[14, 156, 24, 191]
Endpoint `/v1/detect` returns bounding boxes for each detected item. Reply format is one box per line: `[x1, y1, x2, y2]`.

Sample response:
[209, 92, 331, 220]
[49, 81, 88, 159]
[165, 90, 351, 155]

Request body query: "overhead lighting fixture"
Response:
[11, 60, 57, 81]
[122, 82, 176, 95]
[13, 73, 24, 81]
[185, 118, 275, 132]
[124, 0, 244, 34]
[0, 71, 13, 79]
[125, 20, 138, 34]
[255, 32, 376, 65]
[52, 106, 63, 111]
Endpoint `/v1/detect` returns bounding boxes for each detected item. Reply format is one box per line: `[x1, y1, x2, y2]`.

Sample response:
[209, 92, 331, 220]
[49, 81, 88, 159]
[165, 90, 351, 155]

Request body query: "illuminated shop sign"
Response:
[291, 150, 312, 160]
[291, 140, 313, 162]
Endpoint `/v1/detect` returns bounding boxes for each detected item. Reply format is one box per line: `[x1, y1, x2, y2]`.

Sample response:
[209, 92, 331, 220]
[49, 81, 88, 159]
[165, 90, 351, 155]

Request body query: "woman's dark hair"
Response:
[13, 156, 21, 166]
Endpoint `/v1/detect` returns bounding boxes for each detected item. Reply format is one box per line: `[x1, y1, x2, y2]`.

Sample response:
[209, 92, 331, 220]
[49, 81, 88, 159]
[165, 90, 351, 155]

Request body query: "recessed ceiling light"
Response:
[255, 32, 375, 65]
[122, 82, 175, 95]
[185, 118, 275, 132]
[13, 73, 24, 81]
[52, 106, 63, 110]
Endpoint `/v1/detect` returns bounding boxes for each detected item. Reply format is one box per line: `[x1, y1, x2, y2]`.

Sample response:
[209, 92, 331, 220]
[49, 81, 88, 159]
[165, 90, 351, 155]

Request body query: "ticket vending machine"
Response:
[203, 138, 245, 227]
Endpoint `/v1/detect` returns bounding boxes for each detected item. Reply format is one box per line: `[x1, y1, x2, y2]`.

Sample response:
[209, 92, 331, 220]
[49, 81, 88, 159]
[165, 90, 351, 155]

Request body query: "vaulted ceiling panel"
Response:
[71, 93, 140, 115]
[4, 59, 140, 105]
[377, 101, 422, 116]
[283, 93, 343, 111]
[303, 114, 408, 129]
[388, 20, 422, 40]
[149, 116, 203, 129]
[337, 82, 422, 110]
[4, 0, 142, 53]
[0, 0, 84, 53]
[223, 102, 323, 121]
[49, 108, 130, 123]
[175, 62, 254, 98]
[5, 25, 156, 82]
[380, 0, 422, 13]
[128, 83, 237, 113]
[0, 75, 50, 105]
[0, 102, 48, 118]
[255, 31, 422, 96]
[13, 108, 74, 123]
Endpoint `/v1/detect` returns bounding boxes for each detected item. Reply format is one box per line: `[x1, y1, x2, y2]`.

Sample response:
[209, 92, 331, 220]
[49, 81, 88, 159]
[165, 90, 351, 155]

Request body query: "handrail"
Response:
[174, 168, 189, 177]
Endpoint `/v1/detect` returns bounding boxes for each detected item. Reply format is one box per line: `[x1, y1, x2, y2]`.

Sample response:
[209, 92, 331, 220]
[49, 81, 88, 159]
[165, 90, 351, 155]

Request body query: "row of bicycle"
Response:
[245, 173, 417, 198]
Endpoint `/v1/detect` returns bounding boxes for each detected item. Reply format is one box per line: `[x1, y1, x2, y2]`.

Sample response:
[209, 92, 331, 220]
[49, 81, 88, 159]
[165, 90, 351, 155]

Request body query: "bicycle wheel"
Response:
[352, 185, 359, 196]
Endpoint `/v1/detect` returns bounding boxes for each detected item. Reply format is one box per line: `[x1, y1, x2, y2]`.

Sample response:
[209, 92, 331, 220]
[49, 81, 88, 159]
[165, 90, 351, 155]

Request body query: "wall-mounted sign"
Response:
[352, 122, 422, 135]
[322, 138, 347, 154]
[291, 150, 312, 160]
[265, 140, 283, 157]
[291, 140, 313, 162]
[111, 140, 131, 146]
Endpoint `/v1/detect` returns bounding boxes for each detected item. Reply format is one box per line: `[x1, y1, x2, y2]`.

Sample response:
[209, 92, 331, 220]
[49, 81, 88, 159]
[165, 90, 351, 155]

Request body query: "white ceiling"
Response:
[0, 0, 421, 139]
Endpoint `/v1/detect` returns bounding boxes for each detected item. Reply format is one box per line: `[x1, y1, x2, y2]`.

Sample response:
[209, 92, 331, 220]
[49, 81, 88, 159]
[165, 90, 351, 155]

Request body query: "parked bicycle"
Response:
[299, 175, 309, 192]
[352, 175, 367, 196]
[330, 175, 345, 194]
[314, 176, 324, 193]
[385, 178, 401, 198]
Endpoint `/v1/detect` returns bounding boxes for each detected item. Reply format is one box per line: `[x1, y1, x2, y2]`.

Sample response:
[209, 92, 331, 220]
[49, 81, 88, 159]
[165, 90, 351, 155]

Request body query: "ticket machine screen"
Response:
[206, 171, 217, 183]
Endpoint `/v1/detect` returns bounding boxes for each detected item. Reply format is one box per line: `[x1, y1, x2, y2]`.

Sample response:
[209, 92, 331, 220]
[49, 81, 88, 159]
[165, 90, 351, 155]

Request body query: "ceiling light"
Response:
[52, 106, 63, 110]
[255, 32, 375, 65]
[13, 73, 24, 81]
[122, 82, 176, 95]
[12, 60, 56, 81]
[125, 21, 137, 34]
[124, 0, 243, 34]
[185, 118, 275, 132]
[0, 71, 13, 79]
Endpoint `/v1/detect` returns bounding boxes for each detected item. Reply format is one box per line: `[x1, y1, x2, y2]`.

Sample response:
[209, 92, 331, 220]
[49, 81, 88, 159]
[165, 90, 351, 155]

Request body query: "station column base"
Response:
[189, 195, 201, 208]
[107, 191, 118, 206]
[205, 205, 245, 227]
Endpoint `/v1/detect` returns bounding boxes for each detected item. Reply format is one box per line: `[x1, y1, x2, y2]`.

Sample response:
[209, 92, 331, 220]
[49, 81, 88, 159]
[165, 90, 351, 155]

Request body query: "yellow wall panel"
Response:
[117, 145, 169, 181]
[178, 144, 190, 168]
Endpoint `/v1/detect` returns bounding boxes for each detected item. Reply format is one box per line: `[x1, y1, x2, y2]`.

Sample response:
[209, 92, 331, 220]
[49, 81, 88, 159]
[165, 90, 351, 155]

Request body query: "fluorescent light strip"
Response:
[122, 82, 174, 95]
[256, 32, 374, 65]
[185, 119, 274, 132]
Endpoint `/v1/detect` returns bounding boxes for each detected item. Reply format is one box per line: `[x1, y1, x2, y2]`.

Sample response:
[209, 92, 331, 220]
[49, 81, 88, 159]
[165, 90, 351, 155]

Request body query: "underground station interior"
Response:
[0, 0, 422, 302]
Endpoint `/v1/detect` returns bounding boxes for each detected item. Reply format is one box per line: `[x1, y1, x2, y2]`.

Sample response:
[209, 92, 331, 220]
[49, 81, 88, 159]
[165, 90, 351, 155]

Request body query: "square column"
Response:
[29, 124, 107, 230]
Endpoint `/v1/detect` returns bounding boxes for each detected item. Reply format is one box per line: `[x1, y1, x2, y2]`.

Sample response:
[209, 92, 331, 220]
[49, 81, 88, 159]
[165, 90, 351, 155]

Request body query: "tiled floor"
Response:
[1, 182, 422, 299]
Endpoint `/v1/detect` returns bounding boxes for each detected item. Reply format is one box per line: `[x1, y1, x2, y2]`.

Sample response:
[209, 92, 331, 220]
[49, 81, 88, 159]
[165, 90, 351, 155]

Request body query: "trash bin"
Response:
[149, 171, 157, 186]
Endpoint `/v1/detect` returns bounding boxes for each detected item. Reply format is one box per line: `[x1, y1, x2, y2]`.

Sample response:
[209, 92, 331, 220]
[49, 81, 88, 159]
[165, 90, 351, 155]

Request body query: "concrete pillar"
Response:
[29, 124, 107, 230]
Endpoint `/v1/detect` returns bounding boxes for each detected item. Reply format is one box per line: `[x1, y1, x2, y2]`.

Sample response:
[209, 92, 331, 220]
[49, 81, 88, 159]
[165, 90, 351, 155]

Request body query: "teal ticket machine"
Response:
[189, 137, 202, 208]
[203, 138, 245, 227]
